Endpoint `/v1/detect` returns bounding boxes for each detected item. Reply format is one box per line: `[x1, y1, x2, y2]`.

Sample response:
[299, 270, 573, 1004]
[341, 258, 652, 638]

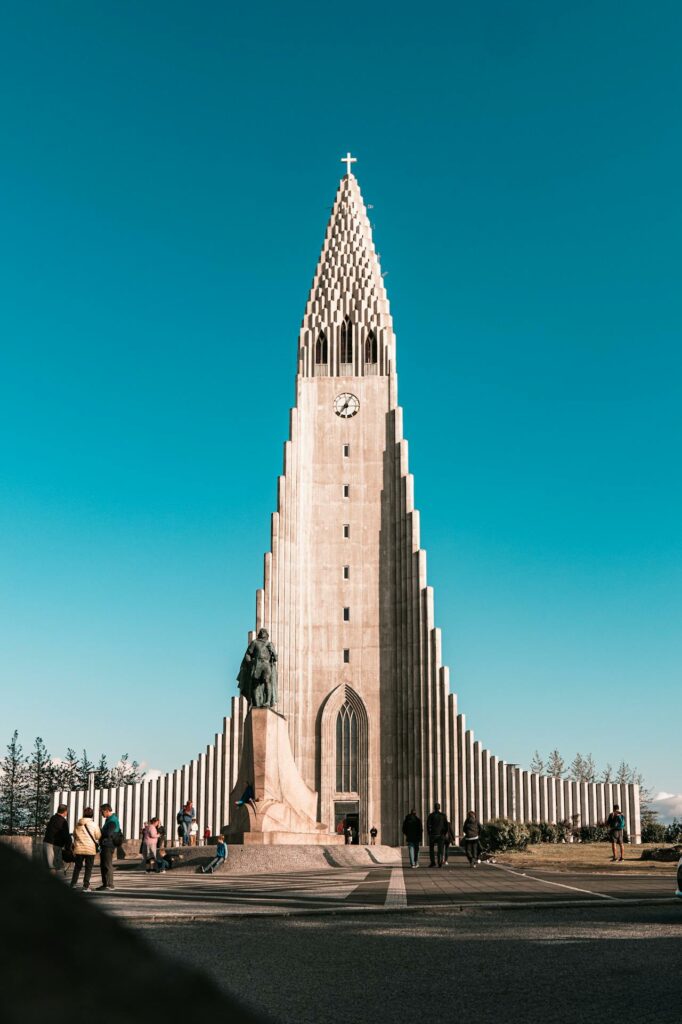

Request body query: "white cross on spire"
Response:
[341, 151, 357, 176]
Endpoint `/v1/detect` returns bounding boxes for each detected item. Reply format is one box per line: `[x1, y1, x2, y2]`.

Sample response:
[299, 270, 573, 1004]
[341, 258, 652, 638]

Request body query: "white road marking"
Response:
[491, 863, 619, 900]
[384, 866, 407, 908]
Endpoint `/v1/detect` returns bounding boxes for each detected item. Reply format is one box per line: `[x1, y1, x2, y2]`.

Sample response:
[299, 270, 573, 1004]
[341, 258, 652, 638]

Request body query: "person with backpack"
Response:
[96, 803, 123, 891]
[43, 803, 71, 875]
[402, 809, 423, 868]
[71, 807, 101, 892]
[369, 826, 378, 845]
[426, 802, 448, 868]
[462, 809, 482, 867]
[606, 804, 626, 862]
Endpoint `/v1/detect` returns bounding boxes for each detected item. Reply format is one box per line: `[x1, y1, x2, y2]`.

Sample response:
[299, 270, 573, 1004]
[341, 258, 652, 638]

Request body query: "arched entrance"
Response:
[319, 684, 369, 843]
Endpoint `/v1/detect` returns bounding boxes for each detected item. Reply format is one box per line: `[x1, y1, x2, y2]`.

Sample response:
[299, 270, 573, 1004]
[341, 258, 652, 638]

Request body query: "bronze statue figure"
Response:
[237, 629, 278, 708]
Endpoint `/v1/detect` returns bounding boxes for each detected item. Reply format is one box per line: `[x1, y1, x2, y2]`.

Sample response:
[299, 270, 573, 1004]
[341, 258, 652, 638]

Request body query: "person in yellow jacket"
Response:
[70, 807, 101, 892]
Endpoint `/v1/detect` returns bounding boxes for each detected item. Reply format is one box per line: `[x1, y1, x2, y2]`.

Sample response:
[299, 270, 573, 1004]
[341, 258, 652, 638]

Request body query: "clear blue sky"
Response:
[1, 2, 680, 799]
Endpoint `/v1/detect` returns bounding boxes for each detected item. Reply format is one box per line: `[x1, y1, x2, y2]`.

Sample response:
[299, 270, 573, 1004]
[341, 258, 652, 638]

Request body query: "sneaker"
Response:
[675, 890, 682, 898]
[95, 885, 115, 891]
[82, 887, 91, 893]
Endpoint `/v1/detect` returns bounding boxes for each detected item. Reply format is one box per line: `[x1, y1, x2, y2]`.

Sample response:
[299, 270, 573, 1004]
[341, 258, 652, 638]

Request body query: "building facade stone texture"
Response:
[54, 170, 641, 845]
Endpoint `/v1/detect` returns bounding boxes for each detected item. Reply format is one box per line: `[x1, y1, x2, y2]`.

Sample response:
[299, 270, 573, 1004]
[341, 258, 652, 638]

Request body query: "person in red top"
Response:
[203, 826, 211, 846]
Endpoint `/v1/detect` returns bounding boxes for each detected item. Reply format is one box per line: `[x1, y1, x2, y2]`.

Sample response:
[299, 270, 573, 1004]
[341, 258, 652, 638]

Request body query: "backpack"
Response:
[615, 813, 625, 830]
[176, 811, 184, 825]
[112, 829, 125, 848]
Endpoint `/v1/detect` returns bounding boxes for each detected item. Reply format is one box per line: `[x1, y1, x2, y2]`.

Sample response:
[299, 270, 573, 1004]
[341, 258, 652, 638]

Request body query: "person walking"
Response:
[96, 803, 122, 891]
[141, 817, 160, 870]
[606, 804, 626, 862]
[71, 807, 100, 892]
[442, 818, 456, 866]
[462, 809, 482, 867]
[369, 826, 378, 845]
[427, 803, 448, 868]
[402, 809, 423, 868]
[177, 801, 195, 846]
[201, 835, 228, 873]
[43, 803, 70, 875]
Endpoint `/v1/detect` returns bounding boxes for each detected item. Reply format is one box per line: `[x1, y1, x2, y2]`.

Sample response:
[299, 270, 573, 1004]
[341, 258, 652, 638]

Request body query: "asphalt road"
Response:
[135, 903, 681, 1024]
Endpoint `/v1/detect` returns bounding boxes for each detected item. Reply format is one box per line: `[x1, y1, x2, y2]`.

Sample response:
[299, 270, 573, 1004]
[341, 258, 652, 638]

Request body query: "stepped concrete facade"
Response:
[54, 165, 641, 845]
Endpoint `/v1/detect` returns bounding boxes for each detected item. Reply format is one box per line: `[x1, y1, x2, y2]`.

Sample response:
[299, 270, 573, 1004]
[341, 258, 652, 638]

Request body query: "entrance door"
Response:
[334, 800, 360, 844]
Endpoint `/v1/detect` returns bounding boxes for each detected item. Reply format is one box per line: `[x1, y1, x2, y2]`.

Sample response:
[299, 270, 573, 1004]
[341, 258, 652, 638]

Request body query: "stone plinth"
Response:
[227, 708, 343, 844]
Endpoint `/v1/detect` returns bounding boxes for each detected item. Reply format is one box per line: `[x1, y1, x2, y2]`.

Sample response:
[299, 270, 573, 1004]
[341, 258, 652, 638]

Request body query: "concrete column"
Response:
[489, 755, 499, 820]
[497, 761, 507, 819]
[530, 774, 540, 822]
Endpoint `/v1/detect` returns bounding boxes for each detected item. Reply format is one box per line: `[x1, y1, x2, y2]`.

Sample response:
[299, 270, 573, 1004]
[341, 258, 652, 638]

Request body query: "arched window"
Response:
[335, 699, 358, 792]
[315, 331, 328, 364]
[340, 317, 353, 363]
[364, 330, 377, 364]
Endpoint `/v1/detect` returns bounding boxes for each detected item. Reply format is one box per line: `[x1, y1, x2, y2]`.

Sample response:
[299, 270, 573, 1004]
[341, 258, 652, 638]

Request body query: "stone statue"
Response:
[237, 629, 278, 708]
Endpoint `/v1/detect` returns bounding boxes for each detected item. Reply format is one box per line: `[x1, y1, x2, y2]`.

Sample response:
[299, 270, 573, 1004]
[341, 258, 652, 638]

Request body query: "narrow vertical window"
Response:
[340, 317, 353, 363]
[335, 700, 358, 792]
[343, 444, 350, 458]
[315, 331, 328, 364]
[343, 524, 350, 538]
[343, 607, 350, 621]
[343, 484, 350, 498]
[343, 649, 350, 663]
[365, 330, 377, 363]
[343, 565, 350, 580]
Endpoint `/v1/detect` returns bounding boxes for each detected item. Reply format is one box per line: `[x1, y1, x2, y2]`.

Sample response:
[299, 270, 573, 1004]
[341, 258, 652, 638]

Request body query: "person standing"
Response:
[97, 803, 122, 891]
[369, 826, 378, 846]
[462, 809, 482, 867]
[190, 819, 199, 846]
[402, 809, 423, 868]
[203, 826, 211, 846]
[177, 801, 195, 846]
[426, 803, 448, 868]
[606, 804, 626, 862]
[442, 818, 456, 866]
[43, 803, 71, 875]
[71, 807, 100, 891]
[141, 817, 160, 870]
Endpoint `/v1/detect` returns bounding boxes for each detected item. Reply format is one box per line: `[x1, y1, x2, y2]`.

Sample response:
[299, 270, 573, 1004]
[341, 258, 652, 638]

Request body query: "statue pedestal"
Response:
[226, 708, 343, 845]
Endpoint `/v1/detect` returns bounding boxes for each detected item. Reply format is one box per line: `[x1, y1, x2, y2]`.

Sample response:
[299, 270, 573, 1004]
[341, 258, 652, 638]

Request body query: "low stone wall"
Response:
[0, 836, 32, 858]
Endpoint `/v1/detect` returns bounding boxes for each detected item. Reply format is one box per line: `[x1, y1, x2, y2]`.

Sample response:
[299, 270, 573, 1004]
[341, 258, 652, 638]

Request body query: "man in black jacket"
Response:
[402, 809, 423, 868]
[43, 804, 70, 874]
[426, 803, 448, 868]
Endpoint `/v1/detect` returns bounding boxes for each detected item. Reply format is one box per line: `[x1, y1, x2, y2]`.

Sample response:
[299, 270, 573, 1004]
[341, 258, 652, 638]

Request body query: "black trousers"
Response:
[71, 854, 95, 889]
[100, 846, 115, 888]
[464, 838, 480, 864]
[429, 836, 444, 866]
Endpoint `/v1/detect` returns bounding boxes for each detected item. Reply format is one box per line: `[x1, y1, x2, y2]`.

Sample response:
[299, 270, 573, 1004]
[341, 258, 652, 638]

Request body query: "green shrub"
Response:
[480, 819, 530, 852]
[641, 821, 667, 843]
[664, 819, 682, 844]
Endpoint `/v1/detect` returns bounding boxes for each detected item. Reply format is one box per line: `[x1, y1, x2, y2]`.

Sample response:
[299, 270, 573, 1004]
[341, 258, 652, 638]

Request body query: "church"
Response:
[54, 159, 641, 845]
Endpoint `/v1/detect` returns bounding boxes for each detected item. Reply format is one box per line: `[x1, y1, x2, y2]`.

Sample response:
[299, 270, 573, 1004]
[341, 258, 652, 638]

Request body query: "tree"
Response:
[0, 730, 29, 834]
[545, 750, 565, 778]
[569, 752, 597, 783]
[54, 748, 79, 792]
[110, 754, 144, 788]
[601, 763, 614, 783]
[26, 737, 54, 837]
[529, 750, 545, 774]
[77, 750, 95, 791]
[93, 754, 110, 789]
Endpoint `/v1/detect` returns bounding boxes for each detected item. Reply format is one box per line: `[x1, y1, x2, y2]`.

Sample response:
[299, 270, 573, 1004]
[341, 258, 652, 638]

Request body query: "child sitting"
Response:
[201, 835, 228, 873]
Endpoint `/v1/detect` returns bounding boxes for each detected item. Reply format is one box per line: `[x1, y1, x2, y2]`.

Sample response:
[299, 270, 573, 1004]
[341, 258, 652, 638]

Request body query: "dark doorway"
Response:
[334, 800, 360, 844]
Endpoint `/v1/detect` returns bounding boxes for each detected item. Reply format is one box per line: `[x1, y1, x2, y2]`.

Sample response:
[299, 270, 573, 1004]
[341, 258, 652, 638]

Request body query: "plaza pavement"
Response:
[88, 848, 678, 921]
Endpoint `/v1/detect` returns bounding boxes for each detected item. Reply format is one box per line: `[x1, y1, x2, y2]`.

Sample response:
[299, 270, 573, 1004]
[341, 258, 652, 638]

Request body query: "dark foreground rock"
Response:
[0, 844, 267, 1024]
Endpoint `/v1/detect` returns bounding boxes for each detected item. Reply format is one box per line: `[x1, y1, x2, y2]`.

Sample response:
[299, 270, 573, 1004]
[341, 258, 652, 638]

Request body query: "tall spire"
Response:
[298, 165, 395, 378]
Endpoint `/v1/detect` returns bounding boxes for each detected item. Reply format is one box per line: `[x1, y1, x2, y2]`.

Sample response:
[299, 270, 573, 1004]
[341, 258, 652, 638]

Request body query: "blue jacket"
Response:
[216, 841, 227, 859]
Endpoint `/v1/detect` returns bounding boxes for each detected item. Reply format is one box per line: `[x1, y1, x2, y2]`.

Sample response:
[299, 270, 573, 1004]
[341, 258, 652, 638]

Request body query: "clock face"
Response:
[334, 393, 360, 418]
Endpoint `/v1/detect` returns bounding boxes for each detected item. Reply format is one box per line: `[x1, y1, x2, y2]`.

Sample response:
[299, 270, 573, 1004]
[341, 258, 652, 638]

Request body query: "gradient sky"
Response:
[1, 2, 680, 800]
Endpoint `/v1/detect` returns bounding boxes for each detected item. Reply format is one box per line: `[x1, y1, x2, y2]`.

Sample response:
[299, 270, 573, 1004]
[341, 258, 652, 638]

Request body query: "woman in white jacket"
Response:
[71, 807, 101, 892]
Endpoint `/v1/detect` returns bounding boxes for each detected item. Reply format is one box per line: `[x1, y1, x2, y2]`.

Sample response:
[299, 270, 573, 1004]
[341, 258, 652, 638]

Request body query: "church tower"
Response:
[255, 161, 452, 845]
[53, 159, 641, 848]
